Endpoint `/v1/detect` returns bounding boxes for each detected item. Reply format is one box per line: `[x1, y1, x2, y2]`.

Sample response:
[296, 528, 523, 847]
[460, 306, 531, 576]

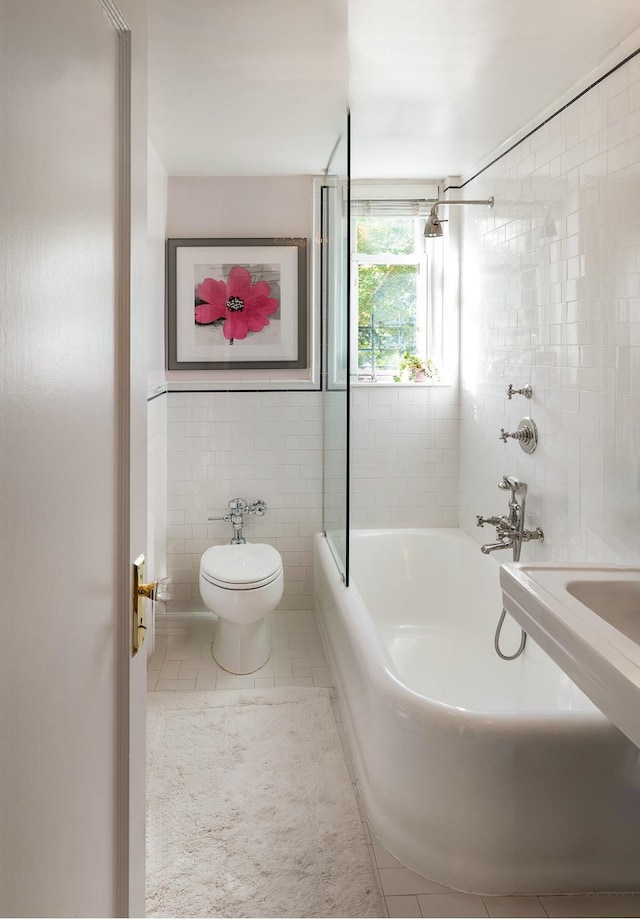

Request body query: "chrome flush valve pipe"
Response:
[227, 499, 249, 544]
[208, 498, 268, 545]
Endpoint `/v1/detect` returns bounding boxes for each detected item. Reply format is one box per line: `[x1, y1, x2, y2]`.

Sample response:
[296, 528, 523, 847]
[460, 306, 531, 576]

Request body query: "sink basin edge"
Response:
[500, 563, 640, 749]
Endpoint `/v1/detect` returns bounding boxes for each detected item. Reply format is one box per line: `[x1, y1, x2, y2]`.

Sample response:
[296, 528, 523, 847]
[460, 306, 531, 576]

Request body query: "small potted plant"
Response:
[393, 352, 439, 383]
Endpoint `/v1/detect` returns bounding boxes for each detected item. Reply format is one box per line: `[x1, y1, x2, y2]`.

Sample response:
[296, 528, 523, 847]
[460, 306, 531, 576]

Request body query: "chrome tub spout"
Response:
[480, 540, 512, 555]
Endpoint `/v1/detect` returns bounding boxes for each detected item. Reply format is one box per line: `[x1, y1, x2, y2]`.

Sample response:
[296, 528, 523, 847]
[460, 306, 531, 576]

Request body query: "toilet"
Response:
[199, 542, 284, 674]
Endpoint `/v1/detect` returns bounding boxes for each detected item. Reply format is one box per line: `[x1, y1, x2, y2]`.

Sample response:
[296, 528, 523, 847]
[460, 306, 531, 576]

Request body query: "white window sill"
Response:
[350, 380, 454, 388]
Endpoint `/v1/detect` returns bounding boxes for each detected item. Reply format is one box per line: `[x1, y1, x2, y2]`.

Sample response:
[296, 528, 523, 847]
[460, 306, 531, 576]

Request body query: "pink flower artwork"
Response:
[195, 265, 279, 341]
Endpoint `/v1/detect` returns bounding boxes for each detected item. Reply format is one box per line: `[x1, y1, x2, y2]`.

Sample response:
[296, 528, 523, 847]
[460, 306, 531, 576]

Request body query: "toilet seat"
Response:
[201, 568, 282, 591]
[199, 541, 284, 673]
[200, 543, 283, 591]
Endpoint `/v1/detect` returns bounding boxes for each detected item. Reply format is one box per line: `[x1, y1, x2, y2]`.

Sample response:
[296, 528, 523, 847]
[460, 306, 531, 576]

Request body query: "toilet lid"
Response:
[200, 543, 282, 587]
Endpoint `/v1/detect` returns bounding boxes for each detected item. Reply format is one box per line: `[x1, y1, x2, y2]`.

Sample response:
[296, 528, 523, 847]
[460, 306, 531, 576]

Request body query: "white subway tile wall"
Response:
[164, 385, 460, 609]
[323, 389, 349, 566]
[166, 391, 323, 611]
[459, 54, 640, 566]
[148, 395, 168, 648]
[351, 385, 460, 529]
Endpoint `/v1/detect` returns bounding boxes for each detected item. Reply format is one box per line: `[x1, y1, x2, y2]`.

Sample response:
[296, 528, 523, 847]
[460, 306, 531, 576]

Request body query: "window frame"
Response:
[350, 213, 432, 383]
[350, 179, 444, 386]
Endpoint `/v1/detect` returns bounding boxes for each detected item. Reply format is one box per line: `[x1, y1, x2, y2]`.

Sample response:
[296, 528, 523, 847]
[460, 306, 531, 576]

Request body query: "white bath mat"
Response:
[146, 686, 383, 918]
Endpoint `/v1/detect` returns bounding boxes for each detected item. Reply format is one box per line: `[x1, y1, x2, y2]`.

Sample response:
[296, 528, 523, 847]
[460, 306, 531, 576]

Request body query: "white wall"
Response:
[147, 143, 168, 390]
[349, 183, 461, 531]
[156, 50, 640, 588]
[164, 176, 322, 610]
[166, 174, 318, 389]
[146, 143, 168, 649]
[351, 385, 459, 528]
[167, 390, 322, 611]
[459, 53, 640, 565]
[167, 175, 313, 240]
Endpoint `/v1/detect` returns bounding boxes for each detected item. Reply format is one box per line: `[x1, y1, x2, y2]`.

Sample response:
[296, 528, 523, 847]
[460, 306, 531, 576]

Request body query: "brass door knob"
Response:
[132, 556, 150, 656]
[137, 581, 156, 600]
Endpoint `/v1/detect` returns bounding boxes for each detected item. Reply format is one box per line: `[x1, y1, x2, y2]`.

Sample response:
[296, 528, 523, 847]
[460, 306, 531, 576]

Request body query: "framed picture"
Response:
[167, 237, 308, 371]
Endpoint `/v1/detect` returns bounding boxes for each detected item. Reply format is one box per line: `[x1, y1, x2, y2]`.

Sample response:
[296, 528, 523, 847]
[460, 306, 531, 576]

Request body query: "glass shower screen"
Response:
[321, 124, 350, 583]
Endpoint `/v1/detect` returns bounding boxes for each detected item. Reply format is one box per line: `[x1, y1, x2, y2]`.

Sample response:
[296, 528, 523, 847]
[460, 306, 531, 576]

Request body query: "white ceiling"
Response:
[148, 0, 348, 176]
[148, 0, 640, 180]
[349, 0, 640, 179]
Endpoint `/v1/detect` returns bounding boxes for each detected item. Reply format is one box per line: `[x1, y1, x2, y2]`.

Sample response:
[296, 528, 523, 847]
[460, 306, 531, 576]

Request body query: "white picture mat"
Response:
[176, 246, 299, 363]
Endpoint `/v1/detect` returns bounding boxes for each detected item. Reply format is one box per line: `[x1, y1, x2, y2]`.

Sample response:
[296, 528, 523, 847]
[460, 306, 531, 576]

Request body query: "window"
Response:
[351, 185, 440, 383]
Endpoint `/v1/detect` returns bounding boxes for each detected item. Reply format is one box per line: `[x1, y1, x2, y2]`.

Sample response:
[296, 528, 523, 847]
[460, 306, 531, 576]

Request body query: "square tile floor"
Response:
[149, 609, 640, 919]
[148, 609, 331, 692]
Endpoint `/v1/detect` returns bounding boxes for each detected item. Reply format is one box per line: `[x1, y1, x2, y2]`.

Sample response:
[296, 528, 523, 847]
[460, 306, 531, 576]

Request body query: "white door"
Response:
[0, 1, 147, 915]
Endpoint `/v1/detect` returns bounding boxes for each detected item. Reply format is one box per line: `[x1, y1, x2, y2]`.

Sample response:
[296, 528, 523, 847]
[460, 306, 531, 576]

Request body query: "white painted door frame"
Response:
[106, 4, 146, 914]
[102, 2, 149, 914]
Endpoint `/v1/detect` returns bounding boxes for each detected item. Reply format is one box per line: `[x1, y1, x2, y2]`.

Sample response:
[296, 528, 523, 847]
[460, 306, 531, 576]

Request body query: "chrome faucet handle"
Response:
[500, 428, 530, 444]
[522, 526, 544, 544]
[499, 417, 538, 454]
[506, 384, 533, 400]
[476, 514, 502, 527]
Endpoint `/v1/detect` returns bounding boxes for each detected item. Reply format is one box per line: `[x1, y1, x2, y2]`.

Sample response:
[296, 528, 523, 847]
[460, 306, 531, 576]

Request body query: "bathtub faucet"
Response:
[479, 539, 513, 555]
[476, 476, 543, 560]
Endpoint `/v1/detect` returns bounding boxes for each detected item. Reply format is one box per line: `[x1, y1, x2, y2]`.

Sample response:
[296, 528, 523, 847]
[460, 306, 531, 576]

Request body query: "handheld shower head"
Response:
[498, 475, 527, 496]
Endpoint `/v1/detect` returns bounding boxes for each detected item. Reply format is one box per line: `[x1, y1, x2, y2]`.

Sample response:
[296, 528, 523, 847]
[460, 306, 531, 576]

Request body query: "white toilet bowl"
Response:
[199, 542, 283, 674]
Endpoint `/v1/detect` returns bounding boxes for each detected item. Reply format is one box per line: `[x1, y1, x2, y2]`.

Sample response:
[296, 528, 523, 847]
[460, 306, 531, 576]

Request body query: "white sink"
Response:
[500, 564, 640, 747]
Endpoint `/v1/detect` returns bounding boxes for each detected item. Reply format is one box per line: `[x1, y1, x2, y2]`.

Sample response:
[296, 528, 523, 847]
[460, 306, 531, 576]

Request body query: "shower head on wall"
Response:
[424, 212, 444, 237]
[424, 196, 494, 237]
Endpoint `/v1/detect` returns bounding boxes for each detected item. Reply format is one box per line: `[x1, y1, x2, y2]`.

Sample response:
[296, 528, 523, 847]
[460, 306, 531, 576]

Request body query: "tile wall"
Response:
[166, 390, 323, 611]
[323, 388, 349, 566]
[165, 381, 460, 609]
[459, 53, 640, 565]
[351, 385, 460, 528]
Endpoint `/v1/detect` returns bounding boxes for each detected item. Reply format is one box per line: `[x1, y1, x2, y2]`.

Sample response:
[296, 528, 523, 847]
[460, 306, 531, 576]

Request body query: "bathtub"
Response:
[314, 529, 640, 895]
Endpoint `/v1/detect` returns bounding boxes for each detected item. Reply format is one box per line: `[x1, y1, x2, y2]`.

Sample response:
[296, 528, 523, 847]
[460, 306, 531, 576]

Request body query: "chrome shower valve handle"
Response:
[499, 417, 538, 454]
[506, 384, 533, 400]
[499, 427, 531, 444]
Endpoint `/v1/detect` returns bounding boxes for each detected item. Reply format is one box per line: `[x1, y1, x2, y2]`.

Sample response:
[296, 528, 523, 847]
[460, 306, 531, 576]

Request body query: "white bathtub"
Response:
[314, 529, 640, 895]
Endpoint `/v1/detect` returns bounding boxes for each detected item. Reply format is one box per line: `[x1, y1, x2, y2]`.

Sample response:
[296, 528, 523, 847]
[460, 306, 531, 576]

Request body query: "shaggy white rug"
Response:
[146, 687, 383, 918]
